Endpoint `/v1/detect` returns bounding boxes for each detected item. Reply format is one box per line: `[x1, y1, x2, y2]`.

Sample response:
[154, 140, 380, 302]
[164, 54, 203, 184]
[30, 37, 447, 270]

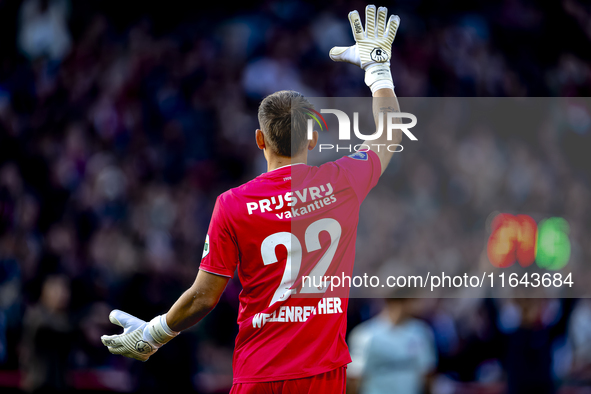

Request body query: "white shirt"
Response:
[348, 314, 437, 394]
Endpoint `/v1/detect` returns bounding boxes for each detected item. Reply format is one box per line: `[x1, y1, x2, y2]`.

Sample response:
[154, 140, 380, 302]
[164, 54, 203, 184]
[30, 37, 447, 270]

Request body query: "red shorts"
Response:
[230, 367, 346, 394]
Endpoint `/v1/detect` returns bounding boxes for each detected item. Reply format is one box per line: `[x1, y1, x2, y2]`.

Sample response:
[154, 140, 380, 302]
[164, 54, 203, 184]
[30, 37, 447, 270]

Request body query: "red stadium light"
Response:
[487, 213, 537, 268]
[515, 215, 537, 267]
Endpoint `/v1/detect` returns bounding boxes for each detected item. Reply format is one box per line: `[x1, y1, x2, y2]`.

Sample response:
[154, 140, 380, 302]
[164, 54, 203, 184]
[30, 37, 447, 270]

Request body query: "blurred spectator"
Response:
[18, 0, 72, 62]
[20, 274, 72, 392]
[499, 299, 565, 394]
[0, 234, 22, 365]
[348, 298, 436, 394]
[567, 299, 591, 383]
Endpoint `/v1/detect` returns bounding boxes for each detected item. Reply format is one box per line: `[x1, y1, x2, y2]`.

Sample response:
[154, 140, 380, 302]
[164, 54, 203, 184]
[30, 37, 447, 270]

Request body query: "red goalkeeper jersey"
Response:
[199, 150, 381, 383]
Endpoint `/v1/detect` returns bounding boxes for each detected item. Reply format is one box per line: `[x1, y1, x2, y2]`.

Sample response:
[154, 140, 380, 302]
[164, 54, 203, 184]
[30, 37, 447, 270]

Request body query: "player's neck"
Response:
[266, 153, 307, 172]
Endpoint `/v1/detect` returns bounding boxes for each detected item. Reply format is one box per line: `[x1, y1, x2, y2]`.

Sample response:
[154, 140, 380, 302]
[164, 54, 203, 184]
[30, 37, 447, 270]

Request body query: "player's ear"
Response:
[255, 129, 266, 150]
[307, 130, 318, 151]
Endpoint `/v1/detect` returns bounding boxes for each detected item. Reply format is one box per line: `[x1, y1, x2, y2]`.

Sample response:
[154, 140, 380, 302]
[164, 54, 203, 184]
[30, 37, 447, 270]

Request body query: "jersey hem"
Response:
[199, 267, 233, 278]
[231, 361, 350, 384]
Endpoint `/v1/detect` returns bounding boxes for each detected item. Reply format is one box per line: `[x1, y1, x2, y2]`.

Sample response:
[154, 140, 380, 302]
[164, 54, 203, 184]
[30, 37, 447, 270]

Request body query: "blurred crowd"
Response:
[0, 0, 590, 392]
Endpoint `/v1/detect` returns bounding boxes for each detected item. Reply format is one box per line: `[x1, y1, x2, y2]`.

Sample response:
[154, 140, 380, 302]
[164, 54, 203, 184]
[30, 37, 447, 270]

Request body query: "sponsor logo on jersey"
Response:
[286, 195, 337, 219]
[246, 183, 336, 219]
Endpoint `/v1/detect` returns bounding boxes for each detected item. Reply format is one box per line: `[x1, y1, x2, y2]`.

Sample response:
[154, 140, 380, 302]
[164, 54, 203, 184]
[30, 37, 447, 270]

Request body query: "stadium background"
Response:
[0, 0, 590, 392]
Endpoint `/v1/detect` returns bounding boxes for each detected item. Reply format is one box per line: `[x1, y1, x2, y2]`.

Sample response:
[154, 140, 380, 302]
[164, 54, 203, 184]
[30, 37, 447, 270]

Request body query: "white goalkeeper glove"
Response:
[330, 4, 400, 93]
[101, 309, 179, 362]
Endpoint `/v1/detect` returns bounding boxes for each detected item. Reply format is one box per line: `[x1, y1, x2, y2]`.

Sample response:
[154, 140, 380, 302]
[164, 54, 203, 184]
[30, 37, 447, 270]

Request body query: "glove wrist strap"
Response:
[146, 314, 179, 346]
[364, 63, 394, 93]
[370, 79, 395, 93]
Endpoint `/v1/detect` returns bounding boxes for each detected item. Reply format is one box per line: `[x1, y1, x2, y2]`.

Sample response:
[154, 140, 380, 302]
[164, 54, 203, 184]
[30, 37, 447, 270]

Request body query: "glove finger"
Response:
[109, 310, 145, 333]
[107, 346, 149, 362]
[386, 15, 401, 43]
[348, 10, 364, 41]
[377, 7, 388, 37]
[106, 345, 129, 355]
[101, 334, 122, 348]
[365, 5, 377, 38]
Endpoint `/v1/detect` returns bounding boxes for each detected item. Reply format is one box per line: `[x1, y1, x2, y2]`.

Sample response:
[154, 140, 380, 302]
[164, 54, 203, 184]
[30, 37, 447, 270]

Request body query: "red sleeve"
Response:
[199, 195, 239, 278]
[335, 150, 381, 202]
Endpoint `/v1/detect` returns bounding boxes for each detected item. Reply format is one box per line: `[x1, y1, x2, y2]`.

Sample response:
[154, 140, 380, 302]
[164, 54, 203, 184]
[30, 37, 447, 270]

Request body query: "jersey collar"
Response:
[267, 163, 305, 172]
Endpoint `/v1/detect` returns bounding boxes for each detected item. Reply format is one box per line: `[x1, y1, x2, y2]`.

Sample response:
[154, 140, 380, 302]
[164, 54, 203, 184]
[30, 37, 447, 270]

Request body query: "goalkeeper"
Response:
[102, 5, 401, 392]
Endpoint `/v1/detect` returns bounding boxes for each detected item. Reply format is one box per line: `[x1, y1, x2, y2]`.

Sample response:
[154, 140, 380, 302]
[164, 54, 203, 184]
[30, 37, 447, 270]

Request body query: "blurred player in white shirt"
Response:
[348, 298, 437, 394]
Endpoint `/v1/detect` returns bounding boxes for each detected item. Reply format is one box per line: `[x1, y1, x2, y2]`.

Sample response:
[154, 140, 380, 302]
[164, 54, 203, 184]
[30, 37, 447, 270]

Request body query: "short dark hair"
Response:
[257, 90, 312, 157]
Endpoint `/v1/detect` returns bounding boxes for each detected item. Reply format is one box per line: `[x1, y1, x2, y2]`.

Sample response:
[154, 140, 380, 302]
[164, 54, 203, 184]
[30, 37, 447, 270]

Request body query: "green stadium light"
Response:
[535, 217, 571, 270]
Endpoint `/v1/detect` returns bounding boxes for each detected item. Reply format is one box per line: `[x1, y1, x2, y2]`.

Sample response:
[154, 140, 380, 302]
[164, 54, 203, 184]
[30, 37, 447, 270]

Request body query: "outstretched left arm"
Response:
[101, 269, 229, 361]
[166, 269, 229, 331]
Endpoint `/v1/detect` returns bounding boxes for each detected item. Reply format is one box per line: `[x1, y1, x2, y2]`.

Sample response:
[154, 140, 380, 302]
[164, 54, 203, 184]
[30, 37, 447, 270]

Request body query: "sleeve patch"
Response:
[348, 151, 368, 161]
[202, 234, 210, 258]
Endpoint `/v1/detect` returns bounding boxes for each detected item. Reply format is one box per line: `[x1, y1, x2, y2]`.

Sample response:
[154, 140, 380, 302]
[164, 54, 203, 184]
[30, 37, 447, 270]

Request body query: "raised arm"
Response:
[330, 4, 401, 175]
[370, 88, 401, 175]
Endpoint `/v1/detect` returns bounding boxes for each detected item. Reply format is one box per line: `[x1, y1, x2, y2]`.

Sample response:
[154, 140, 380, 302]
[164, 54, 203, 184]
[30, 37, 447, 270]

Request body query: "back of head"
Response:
[257, 90, 313, 157]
